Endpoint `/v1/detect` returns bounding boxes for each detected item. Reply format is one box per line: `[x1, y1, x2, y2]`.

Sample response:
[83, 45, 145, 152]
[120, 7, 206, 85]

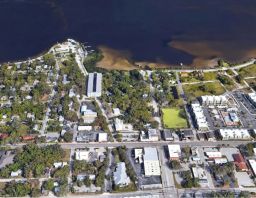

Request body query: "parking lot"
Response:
[127, 148, 162, 190]
[232, 92, 256, 128]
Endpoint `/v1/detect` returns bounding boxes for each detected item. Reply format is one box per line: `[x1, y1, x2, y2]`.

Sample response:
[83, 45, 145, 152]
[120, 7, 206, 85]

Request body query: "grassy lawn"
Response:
[63, 149, 71, 161]
[238, 64, 256, 77]
[162, 108, 188, 129]
[180, 72, 218, 83]
[203, 72, 218, 80]
[183, 82, 225, 101]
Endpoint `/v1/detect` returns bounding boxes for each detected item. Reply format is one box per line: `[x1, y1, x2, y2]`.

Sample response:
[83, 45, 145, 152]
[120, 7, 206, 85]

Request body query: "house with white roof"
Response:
[11, 169, 22, 177]
[98, 133, 108, 142]
[114, 118, 133, 131]
[75, 150, 90, 161]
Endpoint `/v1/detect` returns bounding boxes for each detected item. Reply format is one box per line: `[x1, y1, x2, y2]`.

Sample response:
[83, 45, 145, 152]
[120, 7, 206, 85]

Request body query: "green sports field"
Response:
[162, 108, 188, 129]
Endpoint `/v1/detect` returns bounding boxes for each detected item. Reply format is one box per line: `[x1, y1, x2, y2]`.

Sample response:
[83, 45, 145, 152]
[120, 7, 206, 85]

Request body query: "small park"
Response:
[162, 108, 188, 129]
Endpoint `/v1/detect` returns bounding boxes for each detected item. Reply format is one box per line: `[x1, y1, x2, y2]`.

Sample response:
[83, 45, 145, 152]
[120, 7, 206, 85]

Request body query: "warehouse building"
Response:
[143, 147, 161, 176]
[87, 73, 102, 97]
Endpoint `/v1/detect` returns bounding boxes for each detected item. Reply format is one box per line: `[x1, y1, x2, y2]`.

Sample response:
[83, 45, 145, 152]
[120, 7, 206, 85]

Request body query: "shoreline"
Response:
[1, 39, 255, 71]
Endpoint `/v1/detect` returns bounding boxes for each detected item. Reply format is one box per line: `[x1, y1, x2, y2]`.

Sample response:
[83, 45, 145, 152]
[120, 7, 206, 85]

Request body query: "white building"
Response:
[114, 118, 133, 131]
[219, 129, 251, 140]
[143, 147, 161, 176]
[113, 162, 131, 187]
[98, 133, 108, 142]
[200, 95, 228, 106]
[191, 103, 208, 130]
[248, 93, 256, 106]
[140, 129, 159, 142]
[82, 109, 97, 124]
[75, 150, 90, 161]
[167, 145, 181, 160]
[113, 108, 121, 117]
[192, 167, 208, 184]
[214, 158, 228, 164]
[77, 125, 92, 131]
[87, 73, 102, 97]
[134, 149, 143, 164]
[11, 169, 22, 177]
[249, 159, 256, 176]
[80, 105, 88, 113]
[54, 162, 68, 168]
[205, 151, 222, 158]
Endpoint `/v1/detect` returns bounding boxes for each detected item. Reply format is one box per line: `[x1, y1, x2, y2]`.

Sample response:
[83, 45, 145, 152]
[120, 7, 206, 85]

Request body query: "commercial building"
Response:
[247, 92, 256, 107]
[87, 73, 102, 97]
[248, 159, 256, 176]
[167, 145, 181, 161]
[191, 103, 208, 130]
[143, 147, 161, 176]
[218, 129, 251, 140]
[221, 111, 240, 126]
[113, 162, 131, 187]
[233, 153, 248, 171]
[200, 95, 228, 106]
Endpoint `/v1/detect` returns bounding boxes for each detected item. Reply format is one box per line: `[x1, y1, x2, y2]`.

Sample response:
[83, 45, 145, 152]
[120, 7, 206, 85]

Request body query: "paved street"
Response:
[3, 139, 254, 150]
[39, 52, 60, 136]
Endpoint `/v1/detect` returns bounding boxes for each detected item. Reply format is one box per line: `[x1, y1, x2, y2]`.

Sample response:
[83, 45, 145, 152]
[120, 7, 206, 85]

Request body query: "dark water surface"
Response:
[1, 0, 256, 66]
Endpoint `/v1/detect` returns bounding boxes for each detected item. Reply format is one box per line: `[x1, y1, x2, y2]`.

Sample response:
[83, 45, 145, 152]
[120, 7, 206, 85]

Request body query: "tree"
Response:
[151, 120, 159, 129]
[116, 133, 122, 142]
[43, 179, 54, 191]
[179, 109, 187, 119]
[63, 132, 73, 142]
[170, 160, 181, 169]
[4, 181, 31, 197]
[84, 177, 91, 187]
[30, 188, 41, 197]
[53, 165, 70, 178]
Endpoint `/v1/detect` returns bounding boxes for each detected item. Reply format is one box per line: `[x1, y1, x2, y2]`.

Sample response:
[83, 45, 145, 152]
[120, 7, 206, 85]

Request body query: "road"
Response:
[157, 147, 177, 198]
[39, 52, 60, 136]
[167, 58, 256, 73]
[175, 72, 197, 139]
[3, 140, 254, 150]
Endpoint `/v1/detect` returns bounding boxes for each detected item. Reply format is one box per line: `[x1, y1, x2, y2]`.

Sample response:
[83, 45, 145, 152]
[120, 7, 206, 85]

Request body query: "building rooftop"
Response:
[113, 162, 130, 186]
[144, 147, 158, 161]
